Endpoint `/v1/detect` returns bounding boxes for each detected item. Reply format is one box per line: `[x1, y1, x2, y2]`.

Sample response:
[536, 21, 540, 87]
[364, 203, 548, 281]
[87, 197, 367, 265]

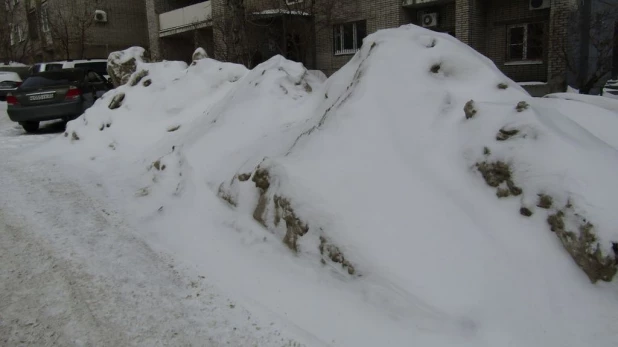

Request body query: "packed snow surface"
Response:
[36, 25, 618, 346]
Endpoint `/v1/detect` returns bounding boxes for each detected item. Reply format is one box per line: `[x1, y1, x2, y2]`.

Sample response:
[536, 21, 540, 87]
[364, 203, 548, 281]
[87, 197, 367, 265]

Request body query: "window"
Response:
[9, 24, 15, 46]
[87, 71, 105, 83]
[8, 24, 24, 45]
[333, 20, 366, 55]
[75, 62, 108, 76]
[507, 22, 545, 62]
[40, 4, 50, 33]
[45, 63, 63, 71]
[17, 24, 25, 42]
[27, 11, 38, 40]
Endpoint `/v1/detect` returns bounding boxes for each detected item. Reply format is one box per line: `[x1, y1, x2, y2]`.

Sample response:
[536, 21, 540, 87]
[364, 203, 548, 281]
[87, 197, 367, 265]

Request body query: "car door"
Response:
[86, 71, 109, 98]
[80, 72, 98, 108]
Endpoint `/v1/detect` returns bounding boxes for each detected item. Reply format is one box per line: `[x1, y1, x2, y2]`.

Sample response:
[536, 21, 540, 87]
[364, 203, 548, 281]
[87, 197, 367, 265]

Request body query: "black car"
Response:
[6, 68, 112, 133]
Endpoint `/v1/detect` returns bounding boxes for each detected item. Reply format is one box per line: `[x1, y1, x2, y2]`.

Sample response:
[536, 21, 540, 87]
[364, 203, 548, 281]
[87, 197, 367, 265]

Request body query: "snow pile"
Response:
[192, 47, 209, 62]
[545, 92, 618, 113]
[49, 25, 618, 346]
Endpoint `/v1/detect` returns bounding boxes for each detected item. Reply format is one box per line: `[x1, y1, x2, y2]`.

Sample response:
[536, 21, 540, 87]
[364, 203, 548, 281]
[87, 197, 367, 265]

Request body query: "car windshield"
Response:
[20, 70, 84, 88]
[74, 62, 107, 76]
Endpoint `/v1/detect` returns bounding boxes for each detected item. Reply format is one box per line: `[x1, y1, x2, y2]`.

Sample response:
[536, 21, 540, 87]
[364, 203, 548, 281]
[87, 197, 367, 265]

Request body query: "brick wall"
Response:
[87, 0, 149, 58]
[547, 0, 575, 91]
[456, 0, 486, 52]
[484, 0, 550, 82]
[315, 0, 403, 75]
[403, 2, 456, 34]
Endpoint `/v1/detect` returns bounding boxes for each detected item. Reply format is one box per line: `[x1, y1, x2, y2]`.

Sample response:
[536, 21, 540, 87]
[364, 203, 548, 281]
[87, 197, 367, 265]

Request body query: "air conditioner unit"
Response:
[94, 10, 108, 23]
[421, 13, 438, 28]
[529, 0, 550, 10]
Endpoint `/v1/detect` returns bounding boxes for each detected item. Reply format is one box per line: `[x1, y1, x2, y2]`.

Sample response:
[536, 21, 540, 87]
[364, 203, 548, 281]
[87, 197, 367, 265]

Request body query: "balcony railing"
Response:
[403, 0, 449, 7]
[159, 1, 212, 37]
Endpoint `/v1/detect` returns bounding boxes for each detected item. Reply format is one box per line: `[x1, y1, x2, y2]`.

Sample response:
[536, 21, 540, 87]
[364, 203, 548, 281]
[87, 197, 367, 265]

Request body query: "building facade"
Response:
[0, 0, 149, 64]
[147, 0, 578, 92]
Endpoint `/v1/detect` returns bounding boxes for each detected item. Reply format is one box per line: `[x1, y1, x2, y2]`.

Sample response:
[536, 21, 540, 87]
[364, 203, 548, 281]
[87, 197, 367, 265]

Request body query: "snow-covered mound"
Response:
[50, 25, 618, 346]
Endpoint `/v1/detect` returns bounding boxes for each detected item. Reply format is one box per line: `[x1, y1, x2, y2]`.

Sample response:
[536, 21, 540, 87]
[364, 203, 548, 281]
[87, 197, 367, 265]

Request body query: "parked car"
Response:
[0, 71, 22, 101]
[31, 59, 109, 80]
[6, 68, 113, 133]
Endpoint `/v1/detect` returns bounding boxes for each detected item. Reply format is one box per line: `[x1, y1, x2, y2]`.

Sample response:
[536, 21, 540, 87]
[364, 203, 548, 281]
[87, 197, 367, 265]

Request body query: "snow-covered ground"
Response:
[0, 104, 307, 346]
[2, 25, 618, 346]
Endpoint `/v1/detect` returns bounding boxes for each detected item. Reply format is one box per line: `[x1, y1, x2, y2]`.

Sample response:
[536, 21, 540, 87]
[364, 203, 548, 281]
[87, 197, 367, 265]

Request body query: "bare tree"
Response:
[213, 0, 255, 67]
[555, 3, 618, 94]
[0, 1, 34, 64]
[47, 0, 96, 60]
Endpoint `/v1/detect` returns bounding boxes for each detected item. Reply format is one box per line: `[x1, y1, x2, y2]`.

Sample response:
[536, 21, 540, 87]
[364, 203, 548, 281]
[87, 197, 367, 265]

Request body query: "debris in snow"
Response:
[464, 100, 477, 119]
[497, 83, 509, 90]
[218, 185, 237, 207]
[520, 207, 533, 217]
[319, 236, 355, 275]
[107, 46, 149, 87]
[142, 79, 152, 87]
[537, 194, 553, 209]
[152, 160, 165, 171]
[547, 207, 617, 283]
[237, 173, 251, 182]
[273, 196, 309, 253]
[167, 125, 181, 132]
[515, 101, 529, 112]
[71, 131, 80, 141]
[496, 127, 519, 141]
[476, 161, 522, 197]
[108, 92, 125, 110]
[430, 63, 441, 74]
[129, 69, 149, 87]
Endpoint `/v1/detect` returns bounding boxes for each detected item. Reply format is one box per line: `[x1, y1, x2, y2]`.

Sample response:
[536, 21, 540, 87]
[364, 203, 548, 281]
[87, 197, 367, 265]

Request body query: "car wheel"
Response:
[21, 121, 40, 133]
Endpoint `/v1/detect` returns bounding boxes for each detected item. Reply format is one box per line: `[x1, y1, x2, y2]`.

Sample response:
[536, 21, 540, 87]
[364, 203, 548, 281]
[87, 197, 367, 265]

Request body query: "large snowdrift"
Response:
[44, 25, 618, 346]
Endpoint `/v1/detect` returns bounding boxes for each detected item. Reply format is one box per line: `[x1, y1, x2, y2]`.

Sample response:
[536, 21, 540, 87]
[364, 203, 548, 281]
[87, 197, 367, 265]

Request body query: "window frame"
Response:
[506, 22, 545, 63]
[40, 3, 50, 33]
[333, 20, 366, 56]
[9, 23, 15, 46]
[17, 24, 25, 42]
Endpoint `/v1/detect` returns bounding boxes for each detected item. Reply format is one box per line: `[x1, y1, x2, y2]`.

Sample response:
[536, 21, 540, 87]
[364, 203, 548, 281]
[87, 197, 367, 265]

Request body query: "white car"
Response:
[0, 71, 22, 101]
[31, 59, 109, 80]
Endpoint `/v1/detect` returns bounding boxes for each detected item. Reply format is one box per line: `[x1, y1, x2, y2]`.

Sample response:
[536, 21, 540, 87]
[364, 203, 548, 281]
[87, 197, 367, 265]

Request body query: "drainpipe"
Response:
[578, 0, 591, 92]
[612, 19, 618, 80]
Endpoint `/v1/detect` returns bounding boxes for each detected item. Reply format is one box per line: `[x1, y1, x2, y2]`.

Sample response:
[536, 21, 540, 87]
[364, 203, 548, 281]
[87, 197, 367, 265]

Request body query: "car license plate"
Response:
[29, 93, 54, 101]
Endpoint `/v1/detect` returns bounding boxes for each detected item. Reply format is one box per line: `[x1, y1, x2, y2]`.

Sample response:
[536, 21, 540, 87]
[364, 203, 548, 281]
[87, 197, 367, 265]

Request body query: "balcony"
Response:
[159, 1, 212, 37]
[402, 0, 452, 7]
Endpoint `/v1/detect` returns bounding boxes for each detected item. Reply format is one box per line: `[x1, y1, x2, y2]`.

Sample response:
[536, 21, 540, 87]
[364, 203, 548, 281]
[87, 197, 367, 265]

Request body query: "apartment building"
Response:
[145, 0, 214, 62]
[147, 0, 577, 91]
[0, 0, 149, 63]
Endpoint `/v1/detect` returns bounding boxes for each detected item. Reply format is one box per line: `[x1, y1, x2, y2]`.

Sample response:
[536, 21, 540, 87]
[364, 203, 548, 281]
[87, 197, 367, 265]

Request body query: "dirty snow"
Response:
[4, 24, 618, 347]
